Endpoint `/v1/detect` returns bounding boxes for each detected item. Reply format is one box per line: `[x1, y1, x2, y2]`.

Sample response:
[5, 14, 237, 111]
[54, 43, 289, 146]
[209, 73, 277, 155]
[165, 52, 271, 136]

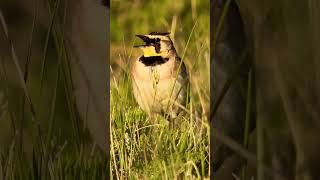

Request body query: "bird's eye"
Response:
[156, 38, 160, 42]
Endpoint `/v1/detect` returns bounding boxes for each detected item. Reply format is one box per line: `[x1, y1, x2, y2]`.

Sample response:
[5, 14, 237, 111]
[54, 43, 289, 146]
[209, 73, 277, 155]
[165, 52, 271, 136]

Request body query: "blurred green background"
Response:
[111, 0, 210, 42]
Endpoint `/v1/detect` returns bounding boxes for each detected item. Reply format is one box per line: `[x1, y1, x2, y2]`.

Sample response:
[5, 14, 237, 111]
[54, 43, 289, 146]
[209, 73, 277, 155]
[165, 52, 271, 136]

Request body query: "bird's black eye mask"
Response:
[153, 41, 161, 53]
[135, 35, 161, 53]
[139, 56, 169, 66]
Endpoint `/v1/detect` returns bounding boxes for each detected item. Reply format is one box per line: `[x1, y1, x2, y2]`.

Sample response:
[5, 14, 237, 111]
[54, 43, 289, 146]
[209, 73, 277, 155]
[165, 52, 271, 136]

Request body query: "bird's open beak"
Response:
[133, 35, 150, 48]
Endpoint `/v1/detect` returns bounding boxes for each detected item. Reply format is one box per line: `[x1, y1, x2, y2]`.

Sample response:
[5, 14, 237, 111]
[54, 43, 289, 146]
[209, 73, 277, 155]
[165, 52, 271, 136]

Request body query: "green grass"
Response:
[110, 0, 210, 179]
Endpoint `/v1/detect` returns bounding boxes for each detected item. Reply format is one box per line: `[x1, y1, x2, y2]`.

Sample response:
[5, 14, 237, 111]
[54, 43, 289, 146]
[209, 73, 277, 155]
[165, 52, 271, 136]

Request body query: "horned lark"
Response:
[131, 32, 189, 119]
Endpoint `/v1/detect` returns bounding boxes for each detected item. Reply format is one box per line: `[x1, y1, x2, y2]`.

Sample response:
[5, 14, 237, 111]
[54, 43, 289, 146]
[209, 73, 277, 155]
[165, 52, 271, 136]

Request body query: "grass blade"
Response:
[40, 0, 60, 91]
[0, 11, 36, 117]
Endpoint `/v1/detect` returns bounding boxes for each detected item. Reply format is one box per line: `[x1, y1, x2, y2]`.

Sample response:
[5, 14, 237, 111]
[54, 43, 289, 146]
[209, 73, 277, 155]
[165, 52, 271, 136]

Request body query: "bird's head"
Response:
[134, 32, 176, 58]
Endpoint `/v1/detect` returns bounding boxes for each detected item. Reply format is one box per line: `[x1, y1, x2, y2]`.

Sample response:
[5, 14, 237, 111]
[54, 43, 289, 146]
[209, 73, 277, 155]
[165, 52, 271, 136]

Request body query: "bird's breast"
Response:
[131, 56, 187, 115]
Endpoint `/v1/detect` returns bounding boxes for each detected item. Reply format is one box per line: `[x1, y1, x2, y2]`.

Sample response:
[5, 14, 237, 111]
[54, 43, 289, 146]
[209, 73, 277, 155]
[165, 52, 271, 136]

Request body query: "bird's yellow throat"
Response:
[140, 46, 159, 57]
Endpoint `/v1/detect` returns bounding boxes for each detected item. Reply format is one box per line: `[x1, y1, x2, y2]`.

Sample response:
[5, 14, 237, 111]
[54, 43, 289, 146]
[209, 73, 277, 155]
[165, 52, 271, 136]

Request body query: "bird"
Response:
[131, 32, 189, 121]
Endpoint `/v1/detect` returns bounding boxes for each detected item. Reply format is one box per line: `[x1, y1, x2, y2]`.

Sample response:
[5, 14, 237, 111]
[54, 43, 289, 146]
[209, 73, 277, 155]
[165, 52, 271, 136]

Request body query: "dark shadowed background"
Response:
[212, 0, 320, 179]
[0, 0, 109, 178]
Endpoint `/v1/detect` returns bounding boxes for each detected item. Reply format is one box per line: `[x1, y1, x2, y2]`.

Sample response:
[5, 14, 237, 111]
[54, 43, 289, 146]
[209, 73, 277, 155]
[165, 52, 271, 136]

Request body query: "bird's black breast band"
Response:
[139, 56, 169, 66]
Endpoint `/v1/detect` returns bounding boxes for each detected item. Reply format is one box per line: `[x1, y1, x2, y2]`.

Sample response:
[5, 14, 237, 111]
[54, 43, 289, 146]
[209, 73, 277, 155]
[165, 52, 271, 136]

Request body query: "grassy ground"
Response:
[110, 0, 210, 179]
